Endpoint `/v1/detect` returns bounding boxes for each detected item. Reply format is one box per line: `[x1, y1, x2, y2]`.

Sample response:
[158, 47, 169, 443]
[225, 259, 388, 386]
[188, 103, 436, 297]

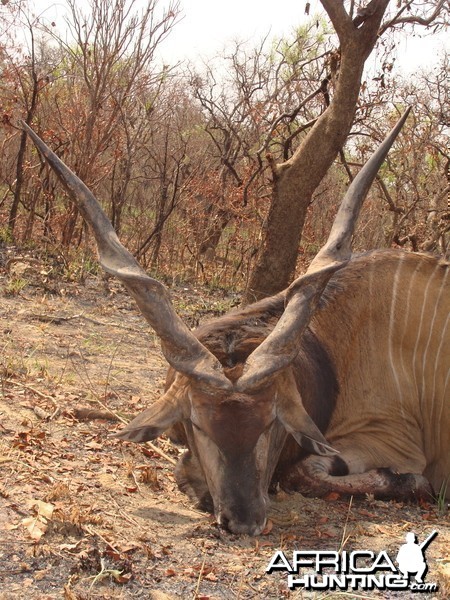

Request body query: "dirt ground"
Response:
[0, 251, 449, 600]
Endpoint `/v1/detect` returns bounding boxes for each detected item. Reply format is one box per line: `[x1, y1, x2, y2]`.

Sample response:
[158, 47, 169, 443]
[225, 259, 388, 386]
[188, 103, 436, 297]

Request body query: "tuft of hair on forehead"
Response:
[223, 363, 245, 383]
[195, 293, 286, 368]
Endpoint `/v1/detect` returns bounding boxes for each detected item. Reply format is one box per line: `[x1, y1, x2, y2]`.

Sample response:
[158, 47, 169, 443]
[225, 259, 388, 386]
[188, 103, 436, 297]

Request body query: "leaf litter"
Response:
[0, 267, 449, 599]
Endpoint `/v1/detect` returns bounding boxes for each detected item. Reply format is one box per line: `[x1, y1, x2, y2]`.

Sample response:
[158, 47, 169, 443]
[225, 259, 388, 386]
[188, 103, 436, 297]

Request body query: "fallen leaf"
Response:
[324, 492, 340, 501]
[60, 541, 83, 553]
[86, 441, 103, 450]
[2, 522, 20, 531]
[31, 499, 55, 520]
[22, 517, 47, 541]
[110, 569, 132, 584]
[63, 585, 77, 600]
[124, 485, 138, 493]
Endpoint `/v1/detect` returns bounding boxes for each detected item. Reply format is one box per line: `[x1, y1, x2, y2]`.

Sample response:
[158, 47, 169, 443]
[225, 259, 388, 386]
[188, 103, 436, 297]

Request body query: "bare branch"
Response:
[380, 0, 449, 35]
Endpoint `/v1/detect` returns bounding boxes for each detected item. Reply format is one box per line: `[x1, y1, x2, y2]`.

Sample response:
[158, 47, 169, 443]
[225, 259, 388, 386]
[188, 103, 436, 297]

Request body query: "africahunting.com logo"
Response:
[266, 530, 439, 593]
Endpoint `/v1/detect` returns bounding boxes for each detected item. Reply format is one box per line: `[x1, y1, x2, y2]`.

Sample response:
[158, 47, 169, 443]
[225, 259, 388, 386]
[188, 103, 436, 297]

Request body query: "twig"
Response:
[103, 335, 125, 406]
[30, 311, 144, 333]
[30, 312, 83, 324]
[130, 468, 142, 492]
[338, 495, 353, 552]
[83, 525, 120, 554]
[144, 441, 177, 466]
[193, 554, 207, 599]
[106, 494, 140, 526]
[5, 378, 58, 407]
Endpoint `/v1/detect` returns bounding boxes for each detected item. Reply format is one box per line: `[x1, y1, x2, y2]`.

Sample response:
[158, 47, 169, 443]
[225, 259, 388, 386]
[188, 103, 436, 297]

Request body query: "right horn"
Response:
[22, 122, 232, 391]
[237, 107, 412, 391]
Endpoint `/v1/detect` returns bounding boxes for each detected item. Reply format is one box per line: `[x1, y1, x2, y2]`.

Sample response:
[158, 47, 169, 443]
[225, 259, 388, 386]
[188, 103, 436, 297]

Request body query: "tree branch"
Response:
[380, 0, 448, 35]
[320, 0, 354, 41]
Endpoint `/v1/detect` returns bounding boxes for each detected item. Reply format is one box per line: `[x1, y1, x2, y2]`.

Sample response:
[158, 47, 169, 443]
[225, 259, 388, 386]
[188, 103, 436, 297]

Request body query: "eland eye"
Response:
[191, 421, 203, 433]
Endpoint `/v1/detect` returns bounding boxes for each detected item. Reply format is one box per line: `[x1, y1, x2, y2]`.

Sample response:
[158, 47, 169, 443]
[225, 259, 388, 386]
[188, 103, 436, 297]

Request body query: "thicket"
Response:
[1, 0, 448, 291]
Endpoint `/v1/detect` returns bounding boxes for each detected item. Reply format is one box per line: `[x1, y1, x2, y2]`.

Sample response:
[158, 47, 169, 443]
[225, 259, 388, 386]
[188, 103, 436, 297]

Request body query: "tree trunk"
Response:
[198, 207, 232, 258]
[9, 130, 29, 233]
[8, 19, 42, 237]
[243, 0, 389, 303]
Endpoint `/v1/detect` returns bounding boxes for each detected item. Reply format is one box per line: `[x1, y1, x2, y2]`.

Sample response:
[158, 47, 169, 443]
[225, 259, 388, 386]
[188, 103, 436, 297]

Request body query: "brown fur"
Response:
[297, 250, 449, 498]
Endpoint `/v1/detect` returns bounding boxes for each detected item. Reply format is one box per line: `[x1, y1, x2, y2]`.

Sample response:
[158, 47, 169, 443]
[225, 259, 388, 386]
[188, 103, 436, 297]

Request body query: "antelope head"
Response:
[23, 108, 410, 535]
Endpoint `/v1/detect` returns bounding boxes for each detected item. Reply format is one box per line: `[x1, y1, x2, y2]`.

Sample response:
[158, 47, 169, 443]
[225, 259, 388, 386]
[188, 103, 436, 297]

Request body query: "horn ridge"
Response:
[309, 106, 411, 272]
[238, 107, 411, 391]
[22, 122, 232, 391]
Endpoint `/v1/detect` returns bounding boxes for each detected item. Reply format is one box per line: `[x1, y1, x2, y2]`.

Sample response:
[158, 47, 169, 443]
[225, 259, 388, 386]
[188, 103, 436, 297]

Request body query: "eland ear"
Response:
[280, 412, 339, 456]
[114, 387, 184, 443]
[276, 373, 338, 457]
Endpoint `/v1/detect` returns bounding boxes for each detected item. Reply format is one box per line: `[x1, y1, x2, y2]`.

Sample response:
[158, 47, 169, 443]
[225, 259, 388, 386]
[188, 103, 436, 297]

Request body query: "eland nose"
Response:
[217, 511, 267, 536]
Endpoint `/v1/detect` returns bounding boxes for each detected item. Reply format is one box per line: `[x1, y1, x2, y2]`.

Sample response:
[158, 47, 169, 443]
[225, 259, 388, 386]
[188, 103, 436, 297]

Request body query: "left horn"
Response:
[22, 122, 232, 391]
[237, 107, 412, 391]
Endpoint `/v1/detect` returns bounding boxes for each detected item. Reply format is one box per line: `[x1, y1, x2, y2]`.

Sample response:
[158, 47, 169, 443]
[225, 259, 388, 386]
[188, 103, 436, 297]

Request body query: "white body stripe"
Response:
[388, 254, 406, 418]
[313, 250, 449, 495]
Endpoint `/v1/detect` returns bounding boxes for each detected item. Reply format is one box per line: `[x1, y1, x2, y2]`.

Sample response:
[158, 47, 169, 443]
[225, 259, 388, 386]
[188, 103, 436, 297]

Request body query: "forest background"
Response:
[1, 0, 448, 297]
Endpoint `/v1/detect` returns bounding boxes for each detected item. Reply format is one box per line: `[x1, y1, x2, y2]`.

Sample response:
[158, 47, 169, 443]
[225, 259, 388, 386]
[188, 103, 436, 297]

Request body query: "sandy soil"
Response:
[0, 254, 448, 599]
